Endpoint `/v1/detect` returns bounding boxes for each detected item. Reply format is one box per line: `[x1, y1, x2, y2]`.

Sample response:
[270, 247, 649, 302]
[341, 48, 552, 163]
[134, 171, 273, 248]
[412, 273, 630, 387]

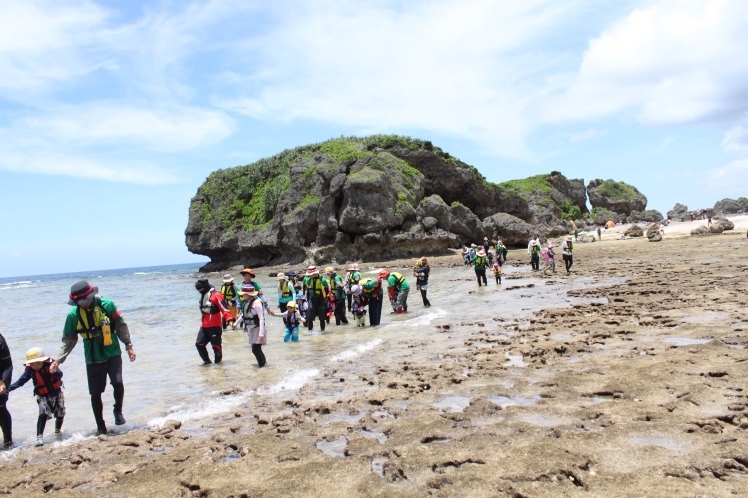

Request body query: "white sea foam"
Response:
[0, 281, 34, 290]
[147, 390, 255, 428]
[133, 272, 149, 275]
[147, 368, 319, 428]
[256, 368, 319, 395]
[400, 307, 448, 327]
[330, 338, 383, 362]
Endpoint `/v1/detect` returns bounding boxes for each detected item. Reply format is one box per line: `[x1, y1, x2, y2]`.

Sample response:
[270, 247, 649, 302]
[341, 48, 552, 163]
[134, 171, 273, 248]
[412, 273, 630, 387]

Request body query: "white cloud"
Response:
[706, 158, 748, 195]
[0, 150, 176, 185]
[544, 0, 748, 130]
[722, 114, 748, 153]
[0, 0, 112, 96]
[569, 128, 607, 143]
[19, 103, 234, 151]
[211, 0, 581, 158]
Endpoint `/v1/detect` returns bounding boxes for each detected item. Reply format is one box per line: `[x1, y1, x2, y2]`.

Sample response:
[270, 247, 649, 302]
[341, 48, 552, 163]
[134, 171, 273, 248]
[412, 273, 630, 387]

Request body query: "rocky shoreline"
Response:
[1, 233, 747, 497]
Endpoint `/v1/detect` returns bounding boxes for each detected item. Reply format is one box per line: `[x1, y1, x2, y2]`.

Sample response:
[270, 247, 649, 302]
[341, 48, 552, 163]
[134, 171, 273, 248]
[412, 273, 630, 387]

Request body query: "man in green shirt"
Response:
[382, 270, 410, 314]
[302, 266, 330, 332]
[51, 281, 136, 435]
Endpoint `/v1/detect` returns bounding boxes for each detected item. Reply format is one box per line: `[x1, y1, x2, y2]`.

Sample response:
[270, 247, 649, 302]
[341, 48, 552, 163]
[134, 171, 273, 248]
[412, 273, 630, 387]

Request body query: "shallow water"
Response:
[0, 262, 619, 449]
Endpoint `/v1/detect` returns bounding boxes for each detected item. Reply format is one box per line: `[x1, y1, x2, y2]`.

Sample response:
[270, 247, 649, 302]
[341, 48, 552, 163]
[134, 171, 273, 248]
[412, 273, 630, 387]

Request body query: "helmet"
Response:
[286, 301, 297, 309]
[350, 285, 361, 295]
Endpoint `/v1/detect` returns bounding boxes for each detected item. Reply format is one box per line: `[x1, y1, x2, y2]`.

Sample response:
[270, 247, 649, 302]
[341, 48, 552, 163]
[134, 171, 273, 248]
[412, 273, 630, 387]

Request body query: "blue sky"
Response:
[1, 0, 747, 278]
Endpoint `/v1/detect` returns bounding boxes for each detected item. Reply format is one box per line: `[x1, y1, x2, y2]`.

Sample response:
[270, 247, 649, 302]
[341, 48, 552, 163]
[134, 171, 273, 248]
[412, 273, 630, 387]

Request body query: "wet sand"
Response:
[1, 229, 747, 497]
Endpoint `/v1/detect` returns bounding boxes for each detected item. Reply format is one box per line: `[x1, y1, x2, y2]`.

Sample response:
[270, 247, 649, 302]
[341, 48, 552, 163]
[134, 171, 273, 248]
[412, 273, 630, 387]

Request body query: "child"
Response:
[543, 243, 556, 274]
[487, 249, 495, 266]
[492, 263, 502, 285]
[350, 285, 367, 327]
[294, 284, 308, 321]
[9, 348, 64, 446]
[271, 301, 306, 342]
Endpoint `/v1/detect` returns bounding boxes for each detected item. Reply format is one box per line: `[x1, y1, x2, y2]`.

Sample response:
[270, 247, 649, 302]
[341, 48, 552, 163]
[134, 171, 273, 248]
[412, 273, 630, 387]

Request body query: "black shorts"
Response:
[86, 355, 123, 395]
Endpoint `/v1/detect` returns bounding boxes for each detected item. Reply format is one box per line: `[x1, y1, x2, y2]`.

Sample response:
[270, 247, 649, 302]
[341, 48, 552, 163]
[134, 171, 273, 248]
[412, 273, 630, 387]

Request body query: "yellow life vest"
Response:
[76, 300, 113, 346]
[278, 281, 293, 298]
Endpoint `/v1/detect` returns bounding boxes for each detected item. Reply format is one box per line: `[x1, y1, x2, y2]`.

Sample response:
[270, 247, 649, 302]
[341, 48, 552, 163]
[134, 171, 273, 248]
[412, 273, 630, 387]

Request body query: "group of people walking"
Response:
[195, 259, 434, 370]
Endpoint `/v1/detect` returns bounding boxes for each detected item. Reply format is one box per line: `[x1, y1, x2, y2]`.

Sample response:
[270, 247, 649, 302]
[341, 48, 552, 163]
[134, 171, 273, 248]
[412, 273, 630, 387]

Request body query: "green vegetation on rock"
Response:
[560, 201, 582, 221]
[498, 175, 551, 196]
[594, 179, 639, 201]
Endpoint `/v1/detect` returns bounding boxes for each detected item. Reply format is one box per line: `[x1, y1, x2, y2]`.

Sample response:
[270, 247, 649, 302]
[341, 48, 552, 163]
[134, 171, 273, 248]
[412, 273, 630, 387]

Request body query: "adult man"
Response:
[0, 332, 13, 447]
[52, 281, 136, 435]
[302, 266, 330, 332]
[360, 276, 383, 326]
[472, 248, 488, 286]
[195, 279, 233, 366]
[561, 236, 574, 275]
[325, 267, 348, 325]
[381, 270, 410, 314]
[528, 236, 541, 271]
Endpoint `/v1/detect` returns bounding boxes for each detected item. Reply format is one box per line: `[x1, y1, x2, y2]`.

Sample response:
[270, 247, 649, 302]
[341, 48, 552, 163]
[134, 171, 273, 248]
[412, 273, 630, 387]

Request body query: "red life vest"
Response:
[33, 366, 62, 397]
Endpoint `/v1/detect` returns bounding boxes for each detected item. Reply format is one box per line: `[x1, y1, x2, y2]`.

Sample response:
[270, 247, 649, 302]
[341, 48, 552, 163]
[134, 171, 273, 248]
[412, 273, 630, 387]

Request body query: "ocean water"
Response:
[0, 262, 612, 450]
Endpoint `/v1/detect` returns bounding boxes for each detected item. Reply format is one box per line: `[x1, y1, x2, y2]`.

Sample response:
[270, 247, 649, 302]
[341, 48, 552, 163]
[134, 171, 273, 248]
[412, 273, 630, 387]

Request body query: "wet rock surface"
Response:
[2, 234, 747, 497]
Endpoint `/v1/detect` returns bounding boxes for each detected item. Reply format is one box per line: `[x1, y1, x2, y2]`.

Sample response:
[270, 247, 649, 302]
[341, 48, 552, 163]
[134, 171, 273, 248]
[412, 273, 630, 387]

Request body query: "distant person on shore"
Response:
[528, 236, 541, 271]
[344, 264, 361, 313]
[8, 348, 64, 447]
[0, 332, 13, 448]
[276, 273, 295, 313]
[360, 277, 383, 326]
[51, 281, 136, 435]
[382, 270, 410, 314]
[472, 248, 488, 286]
[194, 279, 233, 366]
[239, 285, 268, 367]
[561, 236, 574, 275]
[413, 257, 431, 307]
[325, 267, 348, 326]
[220, 274, 239, 327]
[597, 227, 601, 241]
[302, 266, 330, 332]
[269, 300, 305, 343]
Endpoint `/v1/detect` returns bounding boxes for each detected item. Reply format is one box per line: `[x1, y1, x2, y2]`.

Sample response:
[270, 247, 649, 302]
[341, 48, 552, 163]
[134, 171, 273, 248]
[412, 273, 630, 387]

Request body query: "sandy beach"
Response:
[1, 221, 747, 497]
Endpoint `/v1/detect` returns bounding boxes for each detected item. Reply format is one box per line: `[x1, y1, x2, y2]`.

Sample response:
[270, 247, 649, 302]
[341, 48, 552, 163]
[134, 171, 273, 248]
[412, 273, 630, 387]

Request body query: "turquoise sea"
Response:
[0, 261, 610, 454]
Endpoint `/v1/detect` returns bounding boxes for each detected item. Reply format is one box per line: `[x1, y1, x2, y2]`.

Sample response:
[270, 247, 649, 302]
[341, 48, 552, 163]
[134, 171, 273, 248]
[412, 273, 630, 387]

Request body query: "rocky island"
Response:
[185, 136, 652, 271]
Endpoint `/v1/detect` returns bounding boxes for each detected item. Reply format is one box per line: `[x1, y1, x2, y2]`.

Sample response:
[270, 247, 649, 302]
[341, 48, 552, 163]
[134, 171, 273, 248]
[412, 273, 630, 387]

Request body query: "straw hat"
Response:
[324, 266, 335, 274]
[239, 284, 258, 297]
[566, 236, 572, 241]
[240, 268, 255, 277]
[222, 274, 234, 282]
[24, 347, 49, 364]
[286, 301, 297, 309]
[277, 273, 287, 280]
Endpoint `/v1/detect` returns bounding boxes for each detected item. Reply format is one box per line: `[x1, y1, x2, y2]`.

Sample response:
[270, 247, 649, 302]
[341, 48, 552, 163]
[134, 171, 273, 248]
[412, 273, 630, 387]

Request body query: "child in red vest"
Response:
[9, 348, 64, 446]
